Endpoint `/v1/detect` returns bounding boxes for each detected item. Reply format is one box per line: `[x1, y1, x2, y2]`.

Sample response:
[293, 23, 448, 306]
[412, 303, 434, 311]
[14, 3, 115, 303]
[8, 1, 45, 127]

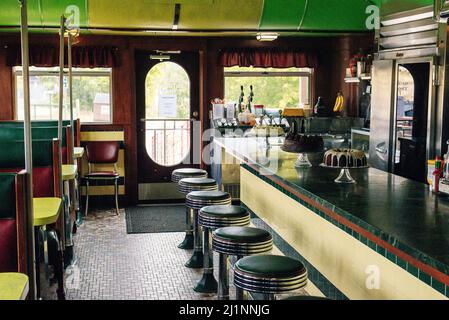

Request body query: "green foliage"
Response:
[145, 62, 190, 119]
[223, 67, 310, 110]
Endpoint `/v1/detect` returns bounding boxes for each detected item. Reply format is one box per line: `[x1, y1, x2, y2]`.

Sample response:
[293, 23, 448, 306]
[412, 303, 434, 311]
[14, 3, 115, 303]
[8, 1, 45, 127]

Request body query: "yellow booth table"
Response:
[0, 273, 29, 300]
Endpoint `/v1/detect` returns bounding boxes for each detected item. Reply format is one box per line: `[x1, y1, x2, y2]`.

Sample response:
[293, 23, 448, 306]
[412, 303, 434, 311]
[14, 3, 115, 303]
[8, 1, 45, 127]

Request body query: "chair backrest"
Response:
[85, 141, 120, 164]
[0, 172, 27, 273]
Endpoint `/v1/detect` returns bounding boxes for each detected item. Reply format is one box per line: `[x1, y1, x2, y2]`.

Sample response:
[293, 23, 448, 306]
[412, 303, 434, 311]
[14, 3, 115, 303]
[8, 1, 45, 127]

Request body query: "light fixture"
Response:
[172, 3, 181, 30]
[256, 32, 279, 41]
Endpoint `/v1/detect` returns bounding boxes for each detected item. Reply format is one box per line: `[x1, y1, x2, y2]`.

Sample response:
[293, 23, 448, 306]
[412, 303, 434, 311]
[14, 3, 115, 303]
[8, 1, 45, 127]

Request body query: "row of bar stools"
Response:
[195, 205, 251, 293]
[177, 178, 218, 249]
[171, 168, 208, 249]
[234, 255, 308, 300]
[213, 226, 273, 300]
[185, 191, 232, 269]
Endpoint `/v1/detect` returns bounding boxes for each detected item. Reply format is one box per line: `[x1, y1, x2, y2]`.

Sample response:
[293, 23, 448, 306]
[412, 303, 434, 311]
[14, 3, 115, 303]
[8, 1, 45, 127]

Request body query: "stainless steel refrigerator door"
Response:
[369, 60, 395, 171]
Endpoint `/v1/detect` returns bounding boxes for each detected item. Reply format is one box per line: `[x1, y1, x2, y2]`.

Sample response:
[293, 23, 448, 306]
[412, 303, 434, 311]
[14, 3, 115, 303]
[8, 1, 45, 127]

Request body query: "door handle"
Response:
[375, 144, 388, 154]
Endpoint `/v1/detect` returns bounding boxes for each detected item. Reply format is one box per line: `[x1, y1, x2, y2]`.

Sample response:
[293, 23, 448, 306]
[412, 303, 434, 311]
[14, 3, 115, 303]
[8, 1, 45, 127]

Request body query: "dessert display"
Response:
[323, 148, 367, 168]
[321, 148, 368, 184]
[282, 133, 324, 153]
[237, 109, 256, 126]
[281, 120, 324, 168]
[283, 107, 304, 117]
[249, 125, 285, 137]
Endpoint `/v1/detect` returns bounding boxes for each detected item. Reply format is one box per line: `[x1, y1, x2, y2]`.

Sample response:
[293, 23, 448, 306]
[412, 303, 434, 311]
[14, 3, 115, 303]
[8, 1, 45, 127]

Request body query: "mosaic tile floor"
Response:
[63, 206, 308, 300]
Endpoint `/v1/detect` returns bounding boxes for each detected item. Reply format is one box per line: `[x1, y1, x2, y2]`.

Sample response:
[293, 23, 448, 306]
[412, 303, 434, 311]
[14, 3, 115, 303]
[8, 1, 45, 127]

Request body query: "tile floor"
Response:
[61, 207, 307, 300]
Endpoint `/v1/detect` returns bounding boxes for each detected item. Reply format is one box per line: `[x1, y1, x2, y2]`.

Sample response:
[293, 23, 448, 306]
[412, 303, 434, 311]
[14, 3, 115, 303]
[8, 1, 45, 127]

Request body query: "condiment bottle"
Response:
[433, 157, 443, 194]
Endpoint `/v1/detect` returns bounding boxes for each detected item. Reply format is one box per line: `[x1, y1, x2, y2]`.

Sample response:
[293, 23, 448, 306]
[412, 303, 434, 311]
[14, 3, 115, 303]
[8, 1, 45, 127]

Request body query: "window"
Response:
[144, 62, 191, 167]
[14, 67, 112, 123]
[224, 66, 313, 110]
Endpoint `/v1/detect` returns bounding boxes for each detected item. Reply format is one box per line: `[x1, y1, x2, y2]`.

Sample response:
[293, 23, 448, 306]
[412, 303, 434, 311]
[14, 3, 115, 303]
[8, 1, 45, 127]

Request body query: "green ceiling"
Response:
[0, 0, 437, 35]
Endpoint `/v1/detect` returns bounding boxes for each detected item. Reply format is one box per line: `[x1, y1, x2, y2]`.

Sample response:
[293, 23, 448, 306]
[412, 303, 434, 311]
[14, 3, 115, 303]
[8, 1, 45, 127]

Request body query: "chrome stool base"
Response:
[193, 272, 218, 294]
[178, 233, 194, 250]
[185, 250, 203, 269]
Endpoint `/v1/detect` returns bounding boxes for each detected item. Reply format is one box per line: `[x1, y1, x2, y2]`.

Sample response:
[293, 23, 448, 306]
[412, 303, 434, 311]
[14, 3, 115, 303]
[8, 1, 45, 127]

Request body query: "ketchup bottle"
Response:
[433, 157, 443, 194]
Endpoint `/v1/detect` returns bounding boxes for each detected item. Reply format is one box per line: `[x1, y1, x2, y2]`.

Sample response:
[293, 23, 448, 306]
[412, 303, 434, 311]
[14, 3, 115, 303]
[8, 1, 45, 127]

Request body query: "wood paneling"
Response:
[0, 33, 373, 205]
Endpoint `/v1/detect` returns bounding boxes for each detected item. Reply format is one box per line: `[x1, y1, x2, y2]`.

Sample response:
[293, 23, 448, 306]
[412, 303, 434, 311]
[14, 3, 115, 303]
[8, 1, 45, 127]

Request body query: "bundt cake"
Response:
[323, 149, 367, 168]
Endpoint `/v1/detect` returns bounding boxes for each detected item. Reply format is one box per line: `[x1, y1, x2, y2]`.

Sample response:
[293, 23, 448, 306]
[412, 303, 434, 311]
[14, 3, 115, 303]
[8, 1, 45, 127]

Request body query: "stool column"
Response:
[194, 226, 217, 293]
[218, 253, 229, 300]
[179, 207, 194, 249]
[185, 209, 203, 268]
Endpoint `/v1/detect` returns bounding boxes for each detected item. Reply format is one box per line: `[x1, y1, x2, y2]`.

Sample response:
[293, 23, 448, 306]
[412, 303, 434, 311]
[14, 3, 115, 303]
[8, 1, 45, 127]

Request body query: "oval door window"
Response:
[145, 62, 191, 167]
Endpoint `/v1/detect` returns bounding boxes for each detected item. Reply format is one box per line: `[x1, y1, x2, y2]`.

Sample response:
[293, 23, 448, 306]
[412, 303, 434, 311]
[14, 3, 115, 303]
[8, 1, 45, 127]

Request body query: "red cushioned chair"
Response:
[84, 141, 120, 216]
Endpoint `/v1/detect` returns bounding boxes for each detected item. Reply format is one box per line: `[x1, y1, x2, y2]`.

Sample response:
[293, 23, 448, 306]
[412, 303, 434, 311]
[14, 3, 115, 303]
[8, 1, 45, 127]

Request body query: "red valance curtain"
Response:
[219, 49, 318, 68]
[6, 45, 121, 68]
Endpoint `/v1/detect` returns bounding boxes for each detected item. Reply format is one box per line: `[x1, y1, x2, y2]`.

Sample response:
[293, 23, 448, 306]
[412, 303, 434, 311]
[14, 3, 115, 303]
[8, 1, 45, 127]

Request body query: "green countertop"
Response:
[214, 137, 449, 283]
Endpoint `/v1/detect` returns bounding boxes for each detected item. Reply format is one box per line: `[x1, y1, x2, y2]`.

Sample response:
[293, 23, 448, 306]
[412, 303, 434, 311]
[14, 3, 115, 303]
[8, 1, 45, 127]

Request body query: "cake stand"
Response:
[319, 164, 368, 184]
[295, 153, 313, 168]
[281, 146, 322, 169]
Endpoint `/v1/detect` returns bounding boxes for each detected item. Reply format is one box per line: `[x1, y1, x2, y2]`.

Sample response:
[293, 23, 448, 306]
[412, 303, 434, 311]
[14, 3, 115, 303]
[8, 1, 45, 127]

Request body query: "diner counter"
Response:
[213, 136, 449, 298]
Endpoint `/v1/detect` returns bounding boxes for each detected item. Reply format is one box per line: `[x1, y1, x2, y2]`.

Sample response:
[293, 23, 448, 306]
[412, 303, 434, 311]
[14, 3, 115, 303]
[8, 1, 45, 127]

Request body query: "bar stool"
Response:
[213, 226, 273, 300]
[195, 206, 251, 294]
[172, 168, 208, 249]
[185, 191, 231, 270]
[177, 178, 218, 249]
[171, 168, 207, 183]
[233, 255, 308, 300]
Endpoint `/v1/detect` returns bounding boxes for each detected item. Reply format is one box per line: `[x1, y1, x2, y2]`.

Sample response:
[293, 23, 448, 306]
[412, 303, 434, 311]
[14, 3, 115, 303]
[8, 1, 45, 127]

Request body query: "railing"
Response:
[143, 119, 191, 167]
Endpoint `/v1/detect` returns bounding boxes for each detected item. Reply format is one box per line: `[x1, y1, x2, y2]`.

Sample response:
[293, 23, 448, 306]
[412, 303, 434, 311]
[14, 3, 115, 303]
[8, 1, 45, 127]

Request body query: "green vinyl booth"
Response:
[0, 119, 81, 148]
[0, 126, 74, 165]
[0, 171, 28, 274]
[0, 139, 65, 299]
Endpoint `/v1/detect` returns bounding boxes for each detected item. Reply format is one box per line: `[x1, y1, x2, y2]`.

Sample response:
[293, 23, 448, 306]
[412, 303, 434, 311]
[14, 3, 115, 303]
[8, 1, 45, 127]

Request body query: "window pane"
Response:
[225, 76, 308, 109]
[15, 68, 112, 123]
[73, 75, 111, 123]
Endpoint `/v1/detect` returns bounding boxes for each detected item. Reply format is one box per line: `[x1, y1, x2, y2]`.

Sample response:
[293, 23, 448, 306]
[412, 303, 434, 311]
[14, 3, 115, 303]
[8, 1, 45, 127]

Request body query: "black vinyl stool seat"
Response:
[212, 227, 273, 300]
[179, 178, 217, 194]
[171, 168, 209, 250]
[185, 191, 232, 271]
[194, 206, 250, 294]
[234, 255, 307, 300]
[199, 205, 250, 229]
[171, 168, 207, 183]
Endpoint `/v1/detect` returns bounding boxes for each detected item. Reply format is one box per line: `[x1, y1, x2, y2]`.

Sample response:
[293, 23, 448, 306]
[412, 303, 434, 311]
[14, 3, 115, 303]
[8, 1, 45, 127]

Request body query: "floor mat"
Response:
[125, 205, 185, 234]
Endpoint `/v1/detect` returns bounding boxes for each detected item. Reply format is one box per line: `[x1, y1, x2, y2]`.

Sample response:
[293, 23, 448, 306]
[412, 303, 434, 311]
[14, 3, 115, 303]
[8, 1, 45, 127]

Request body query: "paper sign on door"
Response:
[158, 94, 177, 118]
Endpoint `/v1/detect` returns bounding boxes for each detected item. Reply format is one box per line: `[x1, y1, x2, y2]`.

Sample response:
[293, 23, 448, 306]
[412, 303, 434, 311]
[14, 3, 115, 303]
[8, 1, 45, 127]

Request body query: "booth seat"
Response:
[0, 126, 73, 164]
[0, 140, 60, 198]
[0, 172, 27, 274]
[0, 119, 81, 147]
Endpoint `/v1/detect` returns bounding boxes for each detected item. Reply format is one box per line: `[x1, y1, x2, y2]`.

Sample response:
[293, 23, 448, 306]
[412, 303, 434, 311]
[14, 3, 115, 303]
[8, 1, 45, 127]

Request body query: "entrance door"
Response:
[392, 62, 432, 183]
[135, 51, 200, 201]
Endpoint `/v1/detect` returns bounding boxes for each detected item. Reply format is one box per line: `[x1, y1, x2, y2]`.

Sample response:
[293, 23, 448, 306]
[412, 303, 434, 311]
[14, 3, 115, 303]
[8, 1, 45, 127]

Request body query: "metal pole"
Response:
[68, 32, 75, 161]
[58, 15, 66, 248]
[19, 0, 37, 300]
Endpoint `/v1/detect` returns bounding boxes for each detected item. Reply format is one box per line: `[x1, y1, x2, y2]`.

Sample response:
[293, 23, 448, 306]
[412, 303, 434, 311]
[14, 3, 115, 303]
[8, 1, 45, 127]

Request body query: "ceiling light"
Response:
[256, 32, 279, 41]
[172, 3, 181, 31]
